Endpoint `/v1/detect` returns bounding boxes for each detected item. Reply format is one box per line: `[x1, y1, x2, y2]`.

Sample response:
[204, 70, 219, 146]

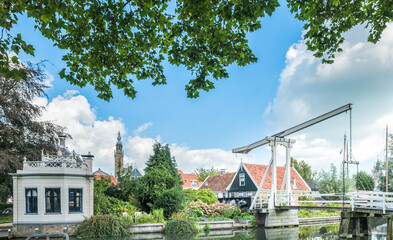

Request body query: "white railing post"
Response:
[351, 193, 354, 211]
[383, 193, 386, 214]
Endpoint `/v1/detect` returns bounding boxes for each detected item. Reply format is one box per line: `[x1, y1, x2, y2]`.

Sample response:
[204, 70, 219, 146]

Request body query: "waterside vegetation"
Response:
[75, 142, 252, 238]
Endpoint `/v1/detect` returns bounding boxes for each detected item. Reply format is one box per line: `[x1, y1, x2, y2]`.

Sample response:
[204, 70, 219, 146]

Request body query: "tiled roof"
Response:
[93, 168, 110, 177]
[93, 168, 117, 185]
[178, 170, 201, 189]
[243, 163, 310, 191]
[199, 172, 236, 191]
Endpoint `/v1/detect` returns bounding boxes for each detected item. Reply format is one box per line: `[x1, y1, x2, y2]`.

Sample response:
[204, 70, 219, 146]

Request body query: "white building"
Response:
[10, 136, 94, 236]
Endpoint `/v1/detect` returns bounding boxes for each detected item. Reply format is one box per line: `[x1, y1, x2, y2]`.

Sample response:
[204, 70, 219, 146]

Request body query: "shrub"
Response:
[151, 209, 165, 223]
[163, 219, 198, 234]
[152, 186, 185, 218]
[0, 203, 12, 212]
[75, 215, 130, 238]
[203, 224, 210, 236]
[135, 213, 156, 224]
[184, 189, 218, 205]
[170, 212, 190, 220]
[221, 205, 241, 219]
[185, 200, 242, 220]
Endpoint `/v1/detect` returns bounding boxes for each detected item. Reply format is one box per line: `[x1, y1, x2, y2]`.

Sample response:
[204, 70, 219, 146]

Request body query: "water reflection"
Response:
[65, 221, 388, 240]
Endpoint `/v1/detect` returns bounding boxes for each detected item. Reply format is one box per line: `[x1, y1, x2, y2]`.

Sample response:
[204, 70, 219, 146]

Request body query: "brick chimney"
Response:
[59, 135, 66, 147]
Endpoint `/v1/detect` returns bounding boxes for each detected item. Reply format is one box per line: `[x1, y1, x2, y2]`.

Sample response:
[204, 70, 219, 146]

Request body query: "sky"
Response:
[11, 3, 393, 177]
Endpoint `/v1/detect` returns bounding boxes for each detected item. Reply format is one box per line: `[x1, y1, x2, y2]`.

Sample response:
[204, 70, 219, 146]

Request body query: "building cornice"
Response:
[9, 173, 94, 178]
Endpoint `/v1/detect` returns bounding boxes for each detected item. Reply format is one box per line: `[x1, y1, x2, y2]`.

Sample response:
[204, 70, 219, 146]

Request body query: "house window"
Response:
[243, 192, 247, 197]
[230, 192, 235, 198]
[247, 192, 253, 197]
[69, 189, 83, 212]
[25, 188, 37, 213]
[191, 181, 197, 188]
[239, 173, 245, 186]
[45, 188, 61, 213]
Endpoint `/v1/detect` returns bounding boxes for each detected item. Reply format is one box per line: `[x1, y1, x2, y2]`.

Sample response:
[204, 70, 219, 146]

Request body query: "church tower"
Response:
[114, 131, 124, 179]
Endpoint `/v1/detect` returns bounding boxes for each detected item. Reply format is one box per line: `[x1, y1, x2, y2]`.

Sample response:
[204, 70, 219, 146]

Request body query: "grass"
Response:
[0, 216, 12, 223]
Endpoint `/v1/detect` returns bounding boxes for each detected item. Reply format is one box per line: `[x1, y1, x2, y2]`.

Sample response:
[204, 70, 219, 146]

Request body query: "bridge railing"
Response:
[276, 192, 350, 208]
[349, 192, 393, 213]
[273, 191, 393, 213]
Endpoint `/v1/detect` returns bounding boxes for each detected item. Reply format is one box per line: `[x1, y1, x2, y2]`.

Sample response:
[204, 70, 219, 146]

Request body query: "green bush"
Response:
[0, 203, 12, 212]
[203, 224, 210, 236]
[221, 205, 241, 219]
[184, 189, 218, 205]
[152, 186, 185, 218]
[163, 219, 198, 234]
[134, 209, 165, 224]
[75, 215, 131, 238]
[135, 213, 156, 224]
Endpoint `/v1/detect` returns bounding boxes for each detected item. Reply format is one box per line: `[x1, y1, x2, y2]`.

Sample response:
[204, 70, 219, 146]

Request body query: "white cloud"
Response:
[133, 121, 153, 136]
[124, 135, 256, 174]
[263, 23, 393, 175]
[38, 92, 125, 175]
[43, 71, 54, 88]
[38, 92, 249, 175]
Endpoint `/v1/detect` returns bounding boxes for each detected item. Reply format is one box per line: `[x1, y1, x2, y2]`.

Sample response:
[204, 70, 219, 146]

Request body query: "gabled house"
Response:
[227, 162, 311, 207]
[93, 168, 118, 185]
[198, 172, 236, 202]
[130, 167, 143, 179]
[178, 170, 201, 189]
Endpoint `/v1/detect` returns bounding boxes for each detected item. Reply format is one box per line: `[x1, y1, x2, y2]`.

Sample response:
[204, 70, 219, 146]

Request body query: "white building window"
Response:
[26, 188, 37, 213]
[191, 180, 197, 188]
[45, 188, 61, 213]
[69, 188, 83, 212]
[239, 173, 245, 186]
[247, 192, 253, 197]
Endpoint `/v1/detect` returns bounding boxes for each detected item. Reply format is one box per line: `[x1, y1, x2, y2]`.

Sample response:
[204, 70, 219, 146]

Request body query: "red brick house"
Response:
[178, 170, 201, 189]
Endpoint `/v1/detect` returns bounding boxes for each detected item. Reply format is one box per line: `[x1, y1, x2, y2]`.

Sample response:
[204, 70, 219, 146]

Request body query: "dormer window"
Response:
[239, 173, 245, 186]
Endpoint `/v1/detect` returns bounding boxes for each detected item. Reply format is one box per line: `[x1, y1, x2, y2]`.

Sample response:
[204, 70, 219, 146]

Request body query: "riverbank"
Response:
[0, 223, 11, 239]
[0, 216, 343, 238]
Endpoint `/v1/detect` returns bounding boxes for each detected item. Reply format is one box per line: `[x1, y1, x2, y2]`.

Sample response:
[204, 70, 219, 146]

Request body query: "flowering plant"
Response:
[184, 200, 240, 218]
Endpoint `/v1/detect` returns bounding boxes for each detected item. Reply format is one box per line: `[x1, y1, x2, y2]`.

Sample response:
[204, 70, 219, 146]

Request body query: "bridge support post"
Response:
[264, 209, 299, 228]
[387, 216, 393, 240]
[339, 211, 371, 238]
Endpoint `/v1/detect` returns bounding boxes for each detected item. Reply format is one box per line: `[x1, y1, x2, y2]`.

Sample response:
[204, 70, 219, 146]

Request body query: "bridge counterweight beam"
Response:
[269, 140, 277, 209]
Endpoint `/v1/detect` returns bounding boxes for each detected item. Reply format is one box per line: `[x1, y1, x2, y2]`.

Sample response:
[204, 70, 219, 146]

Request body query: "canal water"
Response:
[64, 218, 389, 240]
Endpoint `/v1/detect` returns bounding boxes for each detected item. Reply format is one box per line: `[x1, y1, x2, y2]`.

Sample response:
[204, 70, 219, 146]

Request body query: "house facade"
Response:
[178, 170, 201, 189]
[10, 136, 94, 237]
[199, 162, 311, 207]
[198, 172, 236, 202]
[227, 162, 311, 207]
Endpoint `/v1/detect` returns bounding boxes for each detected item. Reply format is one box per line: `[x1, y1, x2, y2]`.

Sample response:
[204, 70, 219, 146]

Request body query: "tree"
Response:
[291, 158, 316, 182]
[317, 164, 352, 195]
[354, 171, 374, 191]
[0, 60, 66, 201]
[195, 167, 221, 182]
[133, 142, 185, 218]
[373, 158, 393, 192]
[2, 0, 388, 100]
[373, 134, 393, 192]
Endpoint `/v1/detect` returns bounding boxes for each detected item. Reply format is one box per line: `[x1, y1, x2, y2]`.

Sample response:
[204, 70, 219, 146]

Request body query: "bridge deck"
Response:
[276, 205, 393, 215]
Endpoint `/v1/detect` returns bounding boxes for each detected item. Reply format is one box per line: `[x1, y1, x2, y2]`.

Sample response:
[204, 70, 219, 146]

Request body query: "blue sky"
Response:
[12, 3, 393, 176]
